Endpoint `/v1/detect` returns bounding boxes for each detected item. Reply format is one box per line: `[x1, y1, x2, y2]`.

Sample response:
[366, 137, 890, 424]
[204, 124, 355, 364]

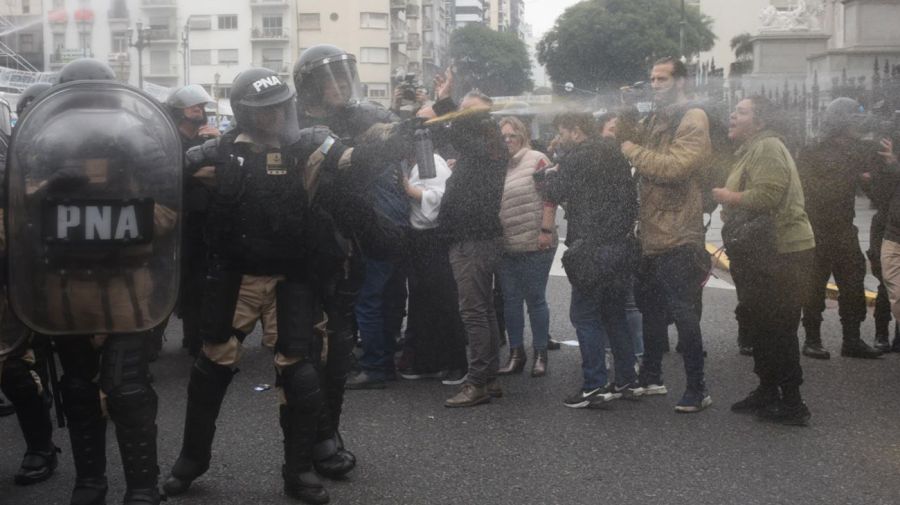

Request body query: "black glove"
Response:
[184, 138, 222, 175]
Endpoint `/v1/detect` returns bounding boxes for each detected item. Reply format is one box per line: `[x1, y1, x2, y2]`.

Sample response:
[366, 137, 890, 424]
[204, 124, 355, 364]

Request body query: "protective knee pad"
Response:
[99, 335, 149, 395]
[280, 362, 324, 414]
[105, 382, 158, 430]
[0, 359, 41, 405]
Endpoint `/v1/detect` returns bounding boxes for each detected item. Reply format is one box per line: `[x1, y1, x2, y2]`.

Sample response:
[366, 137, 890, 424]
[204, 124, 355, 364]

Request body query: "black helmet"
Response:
[293, 44, 363, 110]
[57, 58, 117, 84]
[16, 82, 52, 116]
[230, 67, 294, 131]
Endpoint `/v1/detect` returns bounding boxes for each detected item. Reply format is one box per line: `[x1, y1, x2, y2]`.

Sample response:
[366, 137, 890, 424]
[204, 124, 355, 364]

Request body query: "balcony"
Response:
[148, 28, 178, 42]
[141, 0, 176, 9]
[422, 42, 435, 60]
[256, 61, 290, 75]
[406, 4, 419, 18]
[147, 64, 179, 77]
[251, 27, 289, 41]
[407, 33, 421, 50]
[391, 0, 406, 10]
[250, 0, 288, 8]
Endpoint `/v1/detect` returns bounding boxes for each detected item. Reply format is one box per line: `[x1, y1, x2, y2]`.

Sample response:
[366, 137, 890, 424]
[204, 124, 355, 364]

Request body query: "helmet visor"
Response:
[306, 57, 364, 108]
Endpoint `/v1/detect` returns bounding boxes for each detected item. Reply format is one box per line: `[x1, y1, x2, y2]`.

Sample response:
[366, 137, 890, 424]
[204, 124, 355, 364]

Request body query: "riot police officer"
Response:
[2, 88, 59, 487]
[163, 66, 410, 504]
[15, 82, 52, 119]
[165, 85, 218, 356]
[6, 58, 183, 505]
[293, 43, 407, 468]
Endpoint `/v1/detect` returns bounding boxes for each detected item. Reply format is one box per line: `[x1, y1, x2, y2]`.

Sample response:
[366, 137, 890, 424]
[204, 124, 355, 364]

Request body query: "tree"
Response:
[537, 0, 716, 91]
[729, 32, 754, 78]
[449, 24, 533, 97]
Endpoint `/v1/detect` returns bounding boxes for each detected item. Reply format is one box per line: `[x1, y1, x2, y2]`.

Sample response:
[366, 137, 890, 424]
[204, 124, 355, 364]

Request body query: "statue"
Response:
[760, 0, 825, 32]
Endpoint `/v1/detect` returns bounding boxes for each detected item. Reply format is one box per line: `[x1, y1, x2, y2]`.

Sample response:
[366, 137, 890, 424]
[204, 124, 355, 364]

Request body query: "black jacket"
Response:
[797, 135, 882, 237]
[438, 118, 507, 245]
[541, 137, 637, 246]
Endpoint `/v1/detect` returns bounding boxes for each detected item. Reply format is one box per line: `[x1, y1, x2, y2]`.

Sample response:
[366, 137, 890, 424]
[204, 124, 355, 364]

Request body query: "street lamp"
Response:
[182, 17, 192, 85]
[131, 22, 151, 90]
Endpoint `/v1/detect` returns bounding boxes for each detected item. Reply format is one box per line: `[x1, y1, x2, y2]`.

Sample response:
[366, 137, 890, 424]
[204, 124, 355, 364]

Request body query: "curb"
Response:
[705, 243, 877, 307]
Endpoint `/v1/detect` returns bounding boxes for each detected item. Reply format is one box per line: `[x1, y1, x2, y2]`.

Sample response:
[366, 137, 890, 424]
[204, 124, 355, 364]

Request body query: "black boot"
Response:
[313, 431, 356, 480]
[1, 359, 58, 486]
[802, 324, 830, 359]
[892, 322, 900, 353]
[282, 404, 329, 504]
[163, 357, 234, 496]
[841, 324, 882, 359]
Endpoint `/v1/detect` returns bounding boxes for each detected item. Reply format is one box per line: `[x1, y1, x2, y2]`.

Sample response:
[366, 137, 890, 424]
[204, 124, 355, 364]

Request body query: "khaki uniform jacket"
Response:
[623, 105, 711, 257]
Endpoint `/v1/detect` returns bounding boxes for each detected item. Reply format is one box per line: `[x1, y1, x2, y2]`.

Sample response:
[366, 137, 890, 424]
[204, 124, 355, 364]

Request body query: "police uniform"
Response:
[294, 45, 404, 457]
[5, 59, 183, 505]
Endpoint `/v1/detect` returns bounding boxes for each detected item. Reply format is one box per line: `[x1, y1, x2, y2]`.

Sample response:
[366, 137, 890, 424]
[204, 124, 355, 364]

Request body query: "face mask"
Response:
[187, 114, 208, 127]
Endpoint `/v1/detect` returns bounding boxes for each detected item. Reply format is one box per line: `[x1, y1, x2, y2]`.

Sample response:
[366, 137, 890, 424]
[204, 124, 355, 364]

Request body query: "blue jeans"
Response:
[498, 248, 556, 352]
[355, 257, 400, 376]
[602, 276, 644, 356]
[569, 279, 637, 390]
[636, 245, 710, 390]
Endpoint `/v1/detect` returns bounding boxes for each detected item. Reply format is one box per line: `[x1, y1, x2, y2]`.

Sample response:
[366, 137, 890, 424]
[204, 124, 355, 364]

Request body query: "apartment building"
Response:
[0, 0, 44, 73]
[453, 0, 483, 28]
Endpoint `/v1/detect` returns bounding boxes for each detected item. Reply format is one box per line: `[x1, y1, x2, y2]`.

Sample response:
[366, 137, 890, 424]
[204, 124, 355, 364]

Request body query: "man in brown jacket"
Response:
[620, 57, 713, 413]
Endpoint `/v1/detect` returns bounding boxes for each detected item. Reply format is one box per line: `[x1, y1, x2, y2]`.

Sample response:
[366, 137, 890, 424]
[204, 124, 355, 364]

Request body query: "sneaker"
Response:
[731, 387, 779, 414]
[614, 381, 644, 400]
[674, 388, 712, 413]
[345, 370, 386, 390]
[444, 383, 490, 408]
[441, 369, 467, 386]
[563, 385, 613, 409]
[399, 369, 448, 380]
[756, 400, 811, 426]
[638, 376, 668, 396]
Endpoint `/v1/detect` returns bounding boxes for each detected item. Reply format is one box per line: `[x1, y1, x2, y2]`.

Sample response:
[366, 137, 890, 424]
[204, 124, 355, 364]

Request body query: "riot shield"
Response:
[6, 81, 182, 336]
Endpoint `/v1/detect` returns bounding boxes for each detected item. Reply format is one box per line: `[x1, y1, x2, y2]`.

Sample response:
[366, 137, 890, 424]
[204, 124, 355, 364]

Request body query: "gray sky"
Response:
[525, 0, 582, 38]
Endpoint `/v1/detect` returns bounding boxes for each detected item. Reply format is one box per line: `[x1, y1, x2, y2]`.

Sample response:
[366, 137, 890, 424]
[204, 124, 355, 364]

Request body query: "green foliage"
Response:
[537, 0, 716, 91]
[729, 32, 753, 77]
[449, 24, 534, 97]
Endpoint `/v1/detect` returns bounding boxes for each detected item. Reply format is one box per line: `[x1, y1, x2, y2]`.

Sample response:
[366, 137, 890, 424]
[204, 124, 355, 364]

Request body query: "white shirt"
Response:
[408, 154, 452, 230]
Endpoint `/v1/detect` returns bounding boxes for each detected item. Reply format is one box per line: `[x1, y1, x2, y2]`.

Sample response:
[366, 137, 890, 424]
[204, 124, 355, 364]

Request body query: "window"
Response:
[150, 50, 171, 74]
[360, 12, 388, 29]
[262, 48, 284, 72]
[22, 0, 30, 14]
[52, 33, 64, 51]
[366, 83, 389, 99]
[18, 33, 35, 53]
[191, 50, 212, 65]
[298, 13, 320, 30]
[111, 32, 130, 53]
[189, 16, 211, 30]
[218, 49, 238, 64]
[359, 47, 389, 64]
[262, 16, 283, 37]
[218, 15, 238, 30]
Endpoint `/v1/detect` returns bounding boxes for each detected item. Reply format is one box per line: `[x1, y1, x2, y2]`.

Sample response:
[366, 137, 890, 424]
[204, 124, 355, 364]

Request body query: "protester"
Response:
[714, 95, 815, 426]
[619, 56, 713, 413]
[540, 112, 641, 407]
[496, 116, 557, 378]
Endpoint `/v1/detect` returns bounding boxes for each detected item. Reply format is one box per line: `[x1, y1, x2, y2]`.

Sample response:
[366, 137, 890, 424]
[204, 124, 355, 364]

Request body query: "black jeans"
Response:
[636, 245, 709, 391]
[732, 249, 813, 401]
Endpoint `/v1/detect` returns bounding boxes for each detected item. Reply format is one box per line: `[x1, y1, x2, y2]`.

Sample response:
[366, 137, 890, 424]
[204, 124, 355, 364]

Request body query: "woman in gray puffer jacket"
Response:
[496, 116, 558, 377]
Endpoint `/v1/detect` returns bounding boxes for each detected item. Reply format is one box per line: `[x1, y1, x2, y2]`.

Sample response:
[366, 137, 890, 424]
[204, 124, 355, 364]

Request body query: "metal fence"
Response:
[692, 59, 900, 152]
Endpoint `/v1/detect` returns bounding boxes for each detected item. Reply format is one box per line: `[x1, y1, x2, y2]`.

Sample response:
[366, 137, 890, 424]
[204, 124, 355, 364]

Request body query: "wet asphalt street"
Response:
[2, 262, 900, 505]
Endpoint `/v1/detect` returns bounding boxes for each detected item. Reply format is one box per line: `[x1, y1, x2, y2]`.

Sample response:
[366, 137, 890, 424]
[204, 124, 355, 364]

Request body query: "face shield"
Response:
[302, 56, 364, 110]
[241, 97, 301, 143]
